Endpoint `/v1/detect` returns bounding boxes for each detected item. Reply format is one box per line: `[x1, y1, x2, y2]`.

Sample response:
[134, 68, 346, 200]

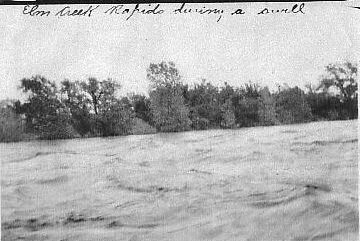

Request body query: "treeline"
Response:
[0, 61, 357, 142]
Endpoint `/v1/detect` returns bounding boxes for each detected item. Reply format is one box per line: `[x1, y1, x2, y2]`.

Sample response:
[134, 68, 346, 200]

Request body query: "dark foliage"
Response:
[128, 94, 153, 124]
[148, 61, 191, 132]
[0, 100, 25, 142]
[1, 61, 357, 142]
[17, 75, 76, 140]
[275, 86, 312, 124]
[316, 61, 358, 119]
[258, 87, 278, 126]
[186, 80, 222, 128]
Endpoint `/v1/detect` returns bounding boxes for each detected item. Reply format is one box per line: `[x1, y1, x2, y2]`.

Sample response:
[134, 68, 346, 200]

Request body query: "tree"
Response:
[0, 100, 25, 142]
[258, 87, 279, 125]
[218, 83, 237, 128]
[187, 80, 222, 129]
[18, 75, 76, 139]
[318, 62, 357, 101]
[234, 83, 261, 127]
[317, 62, 358, 119]
[148, 61, 191, 132]
[19, 75, 59, 127]
[79, 78, 134, 136]
[80, 77, 121, 115]
[275, 86, 312, 124]
[220, 99, 236, 128]
[60, 80, 92, 136]
[98, 98, 135, 136]
[147, 61, 181, 89]
[305, 84, 341, 121]
[128, 93, 153, 124]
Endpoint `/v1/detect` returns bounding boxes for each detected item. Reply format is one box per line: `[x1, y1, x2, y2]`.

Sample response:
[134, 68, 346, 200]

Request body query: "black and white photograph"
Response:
[0, 1, 359, 240]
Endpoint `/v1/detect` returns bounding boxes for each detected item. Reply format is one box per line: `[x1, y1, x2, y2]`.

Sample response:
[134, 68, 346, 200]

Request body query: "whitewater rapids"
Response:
[1, 120, 358, 241]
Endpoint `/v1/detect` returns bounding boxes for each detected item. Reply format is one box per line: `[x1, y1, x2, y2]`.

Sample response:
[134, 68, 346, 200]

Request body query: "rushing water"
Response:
[1, 120, 358, 241]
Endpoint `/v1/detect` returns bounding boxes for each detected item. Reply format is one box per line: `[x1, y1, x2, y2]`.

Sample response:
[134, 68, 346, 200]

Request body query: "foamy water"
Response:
[1, 120, 358, 241]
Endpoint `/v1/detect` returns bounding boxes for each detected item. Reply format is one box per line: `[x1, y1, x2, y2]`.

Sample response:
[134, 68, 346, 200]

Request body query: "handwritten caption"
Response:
[23, 3, 305, 22]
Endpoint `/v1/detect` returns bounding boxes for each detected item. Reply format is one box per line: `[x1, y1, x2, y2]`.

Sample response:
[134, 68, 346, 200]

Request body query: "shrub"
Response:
[275, 86, 312, 124]
[192, 117, 210, 130]
[148, 62, 192, 132]
[0, 106, 25, 142]
[35, 112, 78, 140]
[258, 87, 279, 126]
[220, 99, 236, 129]
[97, 101, 135, 136]
[235, 97, 260, 127]
[131, 118, 157, 135]
[150, 86, 191, 132]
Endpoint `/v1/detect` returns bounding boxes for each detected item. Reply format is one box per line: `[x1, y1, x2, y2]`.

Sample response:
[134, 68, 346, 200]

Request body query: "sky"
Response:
[0, 1, 359, 100]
